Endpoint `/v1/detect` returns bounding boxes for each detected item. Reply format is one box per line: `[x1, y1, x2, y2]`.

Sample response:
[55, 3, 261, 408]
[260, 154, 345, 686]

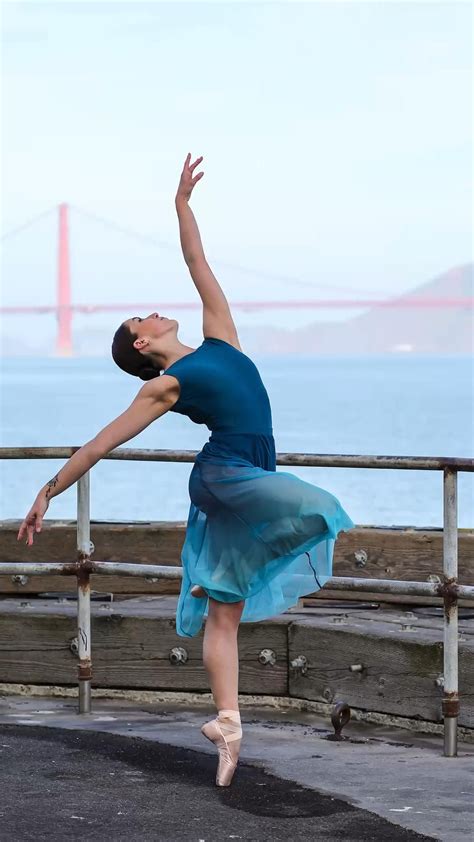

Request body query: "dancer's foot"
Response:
[191, 584, 207, 598]
[201, 709, 242, 786]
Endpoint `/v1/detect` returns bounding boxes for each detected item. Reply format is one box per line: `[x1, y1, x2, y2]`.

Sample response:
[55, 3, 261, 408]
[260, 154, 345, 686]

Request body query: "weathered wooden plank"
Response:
[1, 519, 185, 595]
[0, 598, 288, 695]
[1, 520, 473, 596]
[2, 520, 185, 565]
[331, 525, 473, 585]
[0, 613, 77, 684]
[303, 591, 474, 608]
[0, 574, 182, 597]
[1, 596, 473, 726]
[293, 602, 474, 629]
[340, 607, 474, 635]
[288, 616, 474, 728]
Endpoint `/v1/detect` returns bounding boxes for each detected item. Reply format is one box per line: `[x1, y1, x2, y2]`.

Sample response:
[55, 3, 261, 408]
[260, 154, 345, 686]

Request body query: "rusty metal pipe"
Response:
[1, 564, 474, 599]
[77, 474, 92, 715]
[84, 561, 183, 579]
[0, 560, 184, 579]
[0, 563, 79, 575]
[442, 468, 458, 756]
[1, 445, 473, 471]
[323, 577, 474, 599]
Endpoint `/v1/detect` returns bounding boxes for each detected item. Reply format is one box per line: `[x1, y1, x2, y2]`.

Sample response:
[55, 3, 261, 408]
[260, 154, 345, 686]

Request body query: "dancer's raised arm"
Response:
[17, 378, 177, 546]
[175, 153, 241, 349]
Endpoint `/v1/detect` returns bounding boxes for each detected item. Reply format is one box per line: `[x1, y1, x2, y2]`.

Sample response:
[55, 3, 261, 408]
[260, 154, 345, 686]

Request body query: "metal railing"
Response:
[1, 446, 473, 757]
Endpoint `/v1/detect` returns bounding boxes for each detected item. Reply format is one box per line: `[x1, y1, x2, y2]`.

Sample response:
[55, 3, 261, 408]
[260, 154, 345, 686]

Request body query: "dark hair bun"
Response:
[138, 366, 161, 381]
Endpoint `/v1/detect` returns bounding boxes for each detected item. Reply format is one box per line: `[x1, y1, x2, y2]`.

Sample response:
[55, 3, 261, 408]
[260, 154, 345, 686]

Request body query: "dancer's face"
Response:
[123, 312, 178, 352]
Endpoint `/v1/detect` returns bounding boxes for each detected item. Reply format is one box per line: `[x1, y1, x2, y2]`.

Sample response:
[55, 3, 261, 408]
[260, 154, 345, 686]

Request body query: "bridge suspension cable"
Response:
[70, 203, 384, 296]
[0, 206, 57, 242]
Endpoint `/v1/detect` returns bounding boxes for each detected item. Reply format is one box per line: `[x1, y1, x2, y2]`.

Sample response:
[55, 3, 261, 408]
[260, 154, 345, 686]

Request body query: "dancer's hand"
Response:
[176, 153, 204, 204]
[17, 491, 50, 546]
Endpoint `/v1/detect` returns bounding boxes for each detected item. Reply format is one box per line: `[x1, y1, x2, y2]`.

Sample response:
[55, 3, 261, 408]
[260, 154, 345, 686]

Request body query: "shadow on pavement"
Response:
[0, 724, 434, 841]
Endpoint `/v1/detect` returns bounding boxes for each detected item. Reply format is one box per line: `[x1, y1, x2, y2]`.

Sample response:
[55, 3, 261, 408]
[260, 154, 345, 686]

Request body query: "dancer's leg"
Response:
[203, 597, 244, 710]
[201, 597, 245, 785]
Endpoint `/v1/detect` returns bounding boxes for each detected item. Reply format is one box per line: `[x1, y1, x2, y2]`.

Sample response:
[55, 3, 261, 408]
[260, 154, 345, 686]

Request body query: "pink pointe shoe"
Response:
[201, 709, 242, 786]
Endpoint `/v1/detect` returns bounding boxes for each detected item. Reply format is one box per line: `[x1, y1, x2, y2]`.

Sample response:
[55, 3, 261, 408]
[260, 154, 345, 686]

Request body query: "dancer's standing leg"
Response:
[201, 597, 245, 786]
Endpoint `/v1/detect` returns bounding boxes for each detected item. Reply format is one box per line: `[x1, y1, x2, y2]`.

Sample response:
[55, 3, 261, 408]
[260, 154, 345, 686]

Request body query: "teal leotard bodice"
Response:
[163, 336, 275, 469]
[163, 337, 273, 435]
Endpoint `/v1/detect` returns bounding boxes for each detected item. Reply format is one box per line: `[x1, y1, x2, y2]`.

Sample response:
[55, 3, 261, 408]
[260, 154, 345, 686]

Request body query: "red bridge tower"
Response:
[56, 202, 72, 355]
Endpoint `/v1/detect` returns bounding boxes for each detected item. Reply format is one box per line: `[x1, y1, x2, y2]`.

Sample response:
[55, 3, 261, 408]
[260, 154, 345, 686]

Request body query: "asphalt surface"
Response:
[0, 724, 434, 842]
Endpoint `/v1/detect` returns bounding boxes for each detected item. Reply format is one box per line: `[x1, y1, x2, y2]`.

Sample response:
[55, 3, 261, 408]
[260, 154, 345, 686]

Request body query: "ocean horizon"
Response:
[1, 353, 473, 528]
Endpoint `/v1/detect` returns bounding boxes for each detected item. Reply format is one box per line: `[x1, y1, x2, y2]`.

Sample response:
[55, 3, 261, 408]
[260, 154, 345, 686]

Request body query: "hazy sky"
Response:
[1, 0, 472, 338]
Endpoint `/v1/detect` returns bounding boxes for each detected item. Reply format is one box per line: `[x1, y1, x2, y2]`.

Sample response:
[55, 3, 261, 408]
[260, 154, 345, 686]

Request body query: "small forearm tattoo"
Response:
[45, 474, 60, 499]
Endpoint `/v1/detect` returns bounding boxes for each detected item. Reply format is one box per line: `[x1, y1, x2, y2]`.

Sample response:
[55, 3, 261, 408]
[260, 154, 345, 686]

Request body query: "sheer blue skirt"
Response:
[176, 431, 356, 637]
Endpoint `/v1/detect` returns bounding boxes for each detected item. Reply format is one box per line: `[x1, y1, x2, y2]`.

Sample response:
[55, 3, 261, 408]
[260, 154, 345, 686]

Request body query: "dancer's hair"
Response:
[111, 323, 161, 381]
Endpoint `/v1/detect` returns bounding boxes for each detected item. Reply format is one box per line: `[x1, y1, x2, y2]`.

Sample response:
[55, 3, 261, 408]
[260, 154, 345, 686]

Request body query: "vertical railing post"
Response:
[77, 472, 92, 714]
[442, 467, 458, 756]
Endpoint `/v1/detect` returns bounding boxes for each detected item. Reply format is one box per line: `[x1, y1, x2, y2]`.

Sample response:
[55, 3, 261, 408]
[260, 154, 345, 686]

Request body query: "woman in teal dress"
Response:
[18, 154, 355, 786]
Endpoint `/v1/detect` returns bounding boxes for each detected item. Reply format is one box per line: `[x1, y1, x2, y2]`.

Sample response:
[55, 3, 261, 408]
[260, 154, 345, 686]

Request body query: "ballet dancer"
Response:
[18, 154, 355, 786]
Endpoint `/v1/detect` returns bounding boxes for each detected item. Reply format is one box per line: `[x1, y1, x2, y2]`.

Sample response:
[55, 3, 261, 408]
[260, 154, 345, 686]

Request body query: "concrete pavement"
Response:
[1, 694, 473, 841]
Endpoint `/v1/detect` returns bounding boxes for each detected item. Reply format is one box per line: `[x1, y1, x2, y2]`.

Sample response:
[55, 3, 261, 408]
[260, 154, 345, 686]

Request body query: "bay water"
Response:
[1, 354, 473, 528]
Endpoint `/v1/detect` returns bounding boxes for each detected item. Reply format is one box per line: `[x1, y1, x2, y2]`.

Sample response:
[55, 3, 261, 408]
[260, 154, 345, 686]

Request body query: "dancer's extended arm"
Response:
[175, 153, 241, 349]
[17, 377, 178, 546]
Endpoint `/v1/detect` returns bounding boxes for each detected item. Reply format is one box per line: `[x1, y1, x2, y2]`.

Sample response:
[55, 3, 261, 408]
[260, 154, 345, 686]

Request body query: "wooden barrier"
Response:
[1, 520, 473, 606]
[0, 596, 289, 696]
[0, 595, 472, 727]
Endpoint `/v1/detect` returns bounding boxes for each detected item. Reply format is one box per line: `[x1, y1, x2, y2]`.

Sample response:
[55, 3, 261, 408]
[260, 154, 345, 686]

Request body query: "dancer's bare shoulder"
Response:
[204, 331, 243, 352]
[143, 374, 181, 408]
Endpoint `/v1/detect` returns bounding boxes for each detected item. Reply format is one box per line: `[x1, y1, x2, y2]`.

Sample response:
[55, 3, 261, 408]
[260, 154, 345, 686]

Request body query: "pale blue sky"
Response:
[1, 1, 472, 337]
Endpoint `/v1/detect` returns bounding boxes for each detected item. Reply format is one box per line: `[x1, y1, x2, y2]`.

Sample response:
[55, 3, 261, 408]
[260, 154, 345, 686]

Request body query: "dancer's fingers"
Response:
[27, 519, 34, 546]
[18, 511, 34, 543]
[189, 155, 203, 173]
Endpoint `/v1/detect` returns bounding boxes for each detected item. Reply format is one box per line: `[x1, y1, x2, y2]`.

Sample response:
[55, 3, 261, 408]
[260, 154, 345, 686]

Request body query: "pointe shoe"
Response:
[201, 709, 242, 786]
[191, 584, 207, 598]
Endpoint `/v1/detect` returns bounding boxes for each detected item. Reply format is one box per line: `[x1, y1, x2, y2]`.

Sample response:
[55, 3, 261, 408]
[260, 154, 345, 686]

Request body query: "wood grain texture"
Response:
[288, 615, 474, 728]
[0, 596, 472, 726]
[1, 521, 473, 595]
[303, 591, 474, 607]
[0, 597, 288, 695]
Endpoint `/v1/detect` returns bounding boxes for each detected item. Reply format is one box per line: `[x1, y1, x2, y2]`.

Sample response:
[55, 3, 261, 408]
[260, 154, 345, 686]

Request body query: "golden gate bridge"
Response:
[2, 204, 472, 356]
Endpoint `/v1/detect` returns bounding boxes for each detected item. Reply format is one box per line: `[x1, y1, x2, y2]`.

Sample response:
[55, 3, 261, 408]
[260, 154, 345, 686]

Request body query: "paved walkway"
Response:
[1, 695, 473, 841]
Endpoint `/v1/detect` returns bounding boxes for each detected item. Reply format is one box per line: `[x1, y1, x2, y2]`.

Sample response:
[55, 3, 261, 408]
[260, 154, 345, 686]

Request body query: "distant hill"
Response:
[240, 263, 474, 355]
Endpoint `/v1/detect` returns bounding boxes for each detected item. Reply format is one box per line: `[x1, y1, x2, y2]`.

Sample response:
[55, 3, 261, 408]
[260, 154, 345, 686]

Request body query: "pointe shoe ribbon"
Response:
[201, 710, 242, 787]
